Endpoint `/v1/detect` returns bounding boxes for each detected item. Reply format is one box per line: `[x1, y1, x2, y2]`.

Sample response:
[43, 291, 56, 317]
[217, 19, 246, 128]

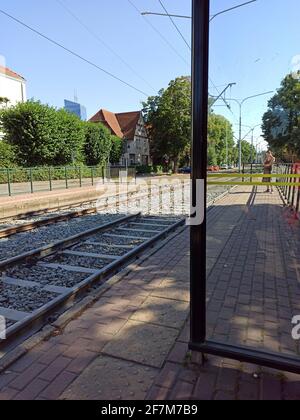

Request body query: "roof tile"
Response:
[0, 66, 25, 81]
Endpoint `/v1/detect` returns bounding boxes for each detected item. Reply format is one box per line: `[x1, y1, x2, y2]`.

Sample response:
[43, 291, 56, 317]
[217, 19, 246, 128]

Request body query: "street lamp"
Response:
[237, 123, 262, 170]
[141, 11, 190, 19]
[141, 0, 258, 22]
[256, 140, 267, 164]
[224, 92, 273, 172]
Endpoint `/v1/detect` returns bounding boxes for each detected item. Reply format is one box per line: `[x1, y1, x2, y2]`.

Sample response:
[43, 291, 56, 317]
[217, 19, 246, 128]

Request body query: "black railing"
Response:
[276, 163, 300, 218]
[0, 165, 137, 197]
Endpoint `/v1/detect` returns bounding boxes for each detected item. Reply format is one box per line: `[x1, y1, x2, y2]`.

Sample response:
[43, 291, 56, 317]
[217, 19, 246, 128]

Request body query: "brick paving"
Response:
[0, 186, 299, 400]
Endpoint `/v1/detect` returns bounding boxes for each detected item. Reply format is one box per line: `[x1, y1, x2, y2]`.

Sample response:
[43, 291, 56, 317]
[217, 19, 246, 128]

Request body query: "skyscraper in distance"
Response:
[64, 99, 87, 121]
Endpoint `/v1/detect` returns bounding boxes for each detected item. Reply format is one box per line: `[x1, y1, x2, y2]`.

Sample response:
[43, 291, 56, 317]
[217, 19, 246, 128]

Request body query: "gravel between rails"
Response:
[126, 223, 165, 231]
[45, 254, 112, 270]
[0, 214, 123, 263]
[110, 229, 155, 239]
[71, 243, 128, 257]
[0, 284, 58, 313]
[5, 264, 87, 288]
[0, 202, 98, 228]
[88, 234, 145, 246]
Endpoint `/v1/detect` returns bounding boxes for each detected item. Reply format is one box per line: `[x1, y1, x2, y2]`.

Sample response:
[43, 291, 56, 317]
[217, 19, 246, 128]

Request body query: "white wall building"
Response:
[90, 109, 151, 166]
[0, 65, 26, 108]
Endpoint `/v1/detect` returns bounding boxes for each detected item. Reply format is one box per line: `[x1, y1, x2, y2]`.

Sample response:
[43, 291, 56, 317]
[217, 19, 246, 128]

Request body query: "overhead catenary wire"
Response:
[0, 8, 150, 97]
[127, 0, 190, 67]
[55, 0, 156, 92]
[152, 1, 238, 122]
[158, 0, 191, 50]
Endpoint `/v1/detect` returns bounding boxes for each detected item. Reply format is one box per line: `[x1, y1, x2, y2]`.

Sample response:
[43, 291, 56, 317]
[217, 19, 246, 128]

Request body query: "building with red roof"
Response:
[0, 66, 27, 108]
[90, 109, 151, 166]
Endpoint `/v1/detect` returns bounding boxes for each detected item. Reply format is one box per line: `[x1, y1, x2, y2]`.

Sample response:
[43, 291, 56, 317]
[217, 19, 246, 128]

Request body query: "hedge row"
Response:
[135, 165, 164, 175]
[0, 166, 106, 184]
[0, 100, 123, 168]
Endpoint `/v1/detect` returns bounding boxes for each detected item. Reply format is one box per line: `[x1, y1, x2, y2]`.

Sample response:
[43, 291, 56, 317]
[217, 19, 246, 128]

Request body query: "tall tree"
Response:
[262, 72, 300, 161]
[208, 114, 235, 165]
[110, 135, 123, 164]
[84, 123, 112, 167]
[143, 76, 191, 173]
[239, 140, 256, 164]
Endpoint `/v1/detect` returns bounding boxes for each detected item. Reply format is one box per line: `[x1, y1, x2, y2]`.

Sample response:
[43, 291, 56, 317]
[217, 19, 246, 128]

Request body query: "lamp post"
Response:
[141, 0, 258, 22]
[249, 125, 262, 173]
[225, 92, 273, 172]
[237, 123, 262, 172]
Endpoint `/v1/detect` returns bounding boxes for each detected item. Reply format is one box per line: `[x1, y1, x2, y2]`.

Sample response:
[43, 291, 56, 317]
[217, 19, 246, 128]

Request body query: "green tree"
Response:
[262, 72, 300, 161]
[207, 145, 218, 166]
[0, 97, 9, 108]
[84, 123, 112, 166]
[0, 141, 15, 167]
[239, 140, 256, 164]
[143, 76, 191, 173]
[208, 114, 235, 165]
[0, 100, 85, 167]
[110, 135, 123, 164]
[54, 109, 85, 165]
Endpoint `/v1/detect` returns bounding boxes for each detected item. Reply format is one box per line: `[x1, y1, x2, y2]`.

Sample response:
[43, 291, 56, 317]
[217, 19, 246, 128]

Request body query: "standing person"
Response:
[263, 151, 276, 193]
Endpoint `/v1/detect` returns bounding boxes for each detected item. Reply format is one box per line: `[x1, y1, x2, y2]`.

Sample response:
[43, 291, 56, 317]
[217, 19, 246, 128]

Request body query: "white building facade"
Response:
[89, 109, 151, 166]
[0, 66, 26, 108]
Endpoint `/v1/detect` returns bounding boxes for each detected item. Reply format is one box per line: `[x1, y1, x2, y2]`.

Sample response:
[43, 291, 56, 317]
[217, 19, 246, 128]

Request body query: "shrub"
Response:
[0, 101, 85, 167]
[84, 123, 112, 167]
[110, 135, 123, 164]
[0, 165, 106, 185]
[136, 165, 164, 175]
[0, 141, 16, 167]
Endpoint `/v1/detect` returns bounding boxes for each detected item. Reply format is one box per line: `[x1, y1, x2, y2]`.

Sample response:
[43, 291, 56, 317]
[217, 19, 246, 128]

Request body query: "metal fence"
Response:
[0, 166, 136, 196]
[276, 163, 300, 217]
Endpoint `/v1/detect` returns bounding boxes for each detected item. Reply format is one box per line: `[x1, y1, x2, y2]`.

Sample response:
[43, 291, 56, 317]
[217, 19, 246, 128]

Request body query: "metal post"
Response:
[79, 166, 82, 188]
[250, 129, 254, 181]
[65, 167, 68, 189]
[29, 168, 34, 194]
[7, 168, 11, 197]
[49, 167, 52, 191]
[239, 105, 242, 173]
[91, 167, 94, 186]
[102, 166, 105, 184]
[190, 0, 210, 346]
[226, 121, 229, 170]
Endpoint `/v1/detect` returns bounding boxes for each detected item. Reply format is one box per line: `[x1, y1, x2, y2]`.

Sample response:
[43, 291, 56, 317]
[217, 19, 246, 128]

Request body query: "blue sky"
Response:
[0, 0, 299, 145]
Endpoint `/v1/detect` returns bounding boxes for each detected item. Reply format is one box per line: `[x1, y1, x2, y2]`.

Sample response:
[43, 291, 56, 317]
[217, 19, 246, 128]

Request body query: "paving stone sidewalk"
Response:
[0, 186, 299, 400]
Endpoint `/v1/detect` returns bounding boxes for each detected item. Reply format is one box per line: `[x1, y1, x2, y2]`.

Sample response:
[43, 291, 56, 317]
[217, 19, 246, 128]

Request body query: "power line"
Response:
[154, 0, 236, 120]
[55, 0, 156, 92]
[127, 0, 190, 67]
[158, 0, 191, 51]
[0, 8, 149, 97]
[209, 78, 239, 124]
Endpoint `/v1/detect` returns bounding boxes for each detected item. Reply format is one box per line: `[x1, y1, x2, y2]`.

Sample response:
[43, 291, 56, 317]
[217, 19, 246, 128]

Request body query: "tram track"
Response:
[0, 177, 240, 349]
[0, 183, 186, 240]
[0, 214, 185, 348]
[0, 176, 240, 240]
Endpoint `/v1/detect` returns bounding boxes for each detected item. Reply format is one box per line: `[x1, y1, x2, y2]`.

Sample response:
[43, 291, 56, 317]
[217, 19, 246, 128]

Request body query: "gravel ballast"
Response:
[71, 243, 128, 257]
[5, 264, 88, 288]
[0, 214, 123, 262]
[46, 254, 112, 270]
[0, 284, 59, 313]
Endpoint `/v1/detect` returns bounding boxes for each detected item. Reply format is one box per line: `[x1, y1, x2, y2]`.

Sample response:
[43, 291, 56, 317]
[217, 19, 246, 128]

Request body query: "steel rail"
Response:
[0, 213, 139, 271]
[0, 216, 185, 347]
[0, 185, 183, 239]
